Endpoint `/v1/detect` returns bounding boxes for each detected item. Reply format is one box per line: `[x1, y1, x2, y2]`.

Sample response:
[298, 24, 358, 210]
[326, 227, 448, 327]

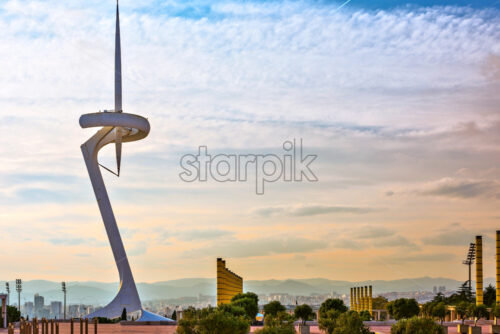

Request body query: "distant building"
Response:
[68, 304, 81, 318]
[217, 258, 243, 306]
[50, 301, 62, 319]
[34, 294, 44, 317]
[24, 302, 34, 318]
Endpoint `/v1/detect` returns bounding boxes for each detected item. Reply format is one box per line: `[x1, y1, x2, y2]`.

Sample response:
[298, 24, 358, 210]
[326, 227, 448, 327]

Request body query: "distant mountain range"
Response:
[2, 277, 494, 306]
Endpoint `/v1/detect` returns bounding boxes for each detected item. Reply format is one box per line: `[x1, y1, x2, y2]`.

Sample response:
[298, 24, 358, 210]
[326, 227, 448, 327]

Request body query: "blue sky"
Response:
[344, 0, 500, 9]
[0, 0, 499, 282]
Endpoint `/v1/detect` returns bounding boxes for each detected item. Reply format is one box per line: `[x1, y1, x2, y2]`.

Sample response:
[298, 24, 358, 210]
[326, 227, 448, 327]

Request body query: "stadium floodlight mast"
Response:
[15, 279, 22, 314]
[62, 282, 67, 320]
[5, 283, 9, 306]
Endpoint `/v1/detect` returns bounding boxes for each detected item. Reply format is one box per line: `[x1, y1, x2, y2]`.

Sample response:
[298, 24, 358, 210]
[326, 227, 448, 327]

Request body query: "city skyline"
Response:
[0, 0, 499, 283]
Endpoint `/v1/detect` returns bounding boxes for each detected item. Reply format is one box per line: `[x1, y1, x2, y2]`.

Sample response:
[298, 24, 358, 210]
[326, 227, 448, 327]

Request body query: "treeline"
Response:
[175, 292, 371, 334]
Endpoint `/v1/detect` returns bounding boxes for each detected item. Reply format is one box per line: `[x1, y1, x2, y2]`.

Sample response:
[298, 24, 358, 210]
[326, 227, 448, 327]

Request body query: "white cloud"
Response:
[183, 236, 328, 258]
[418, 177, 500, 199]
[253, 204, 376, 217]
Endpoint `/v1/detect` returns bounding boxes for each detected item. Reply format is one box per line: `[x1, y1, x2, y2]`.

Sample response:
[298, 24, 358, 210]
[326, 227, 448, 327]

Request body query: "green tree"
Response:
[386, 299, 420, 320]
[319, 299, 348, 319]
[484, 284, 496, 307]
[333, 311, 370, 334]
[255, 311, 296, 334]
[372, 296, 389, 310]
[176, 306, 203, 334]
[197, 308, 250, 334]
[386, 303, 393, 317]
[420, 302, 434, 318]
[171, 310, 177, 321]
[7, 306, 21, 325]
[230, 292, 259, 321]
[231, 292, 259, 306]
[358, 310, 372, 321]
[294, 304, 315, 325]
[390, 316, 443, 334]
[432, 293, 445, 303]
[444, 292, 472, 304]
[318, 309, 343, 334]
[231, 297, 259, 320]
[430, 302, 448, 325]
[121, 308, 127, 321]
[218, 304, 247, 318]
[176, 318, 198, 334]
[468, 304, 489, 326]
[176, 305, 251, 334]
[455, 301, 470, 324]
[492, 304, 500, 325]
[264, 301, 286, 317]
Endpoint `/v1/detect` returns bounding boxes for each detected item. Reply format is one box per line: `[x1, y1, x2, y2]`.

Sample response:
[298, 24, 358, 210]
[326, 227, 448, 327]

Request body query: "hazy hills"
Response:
[3, 277, 494, 306]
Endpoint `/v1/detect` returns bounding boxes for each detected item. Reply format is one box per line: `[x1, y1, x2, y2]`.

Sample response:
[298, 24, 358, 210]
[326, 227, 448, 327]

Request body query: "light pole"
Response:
[15, 279, 22, 315]
[62, 282, 67, 320]
[5, 283, 9, 306]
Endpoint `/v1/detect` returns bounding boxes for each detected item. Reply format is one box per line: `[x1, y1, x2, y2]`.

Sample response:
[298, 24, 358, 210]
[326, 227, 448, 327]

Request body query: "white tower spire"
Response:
[115, 0, 122, 112]
[115, 0, 122, 175]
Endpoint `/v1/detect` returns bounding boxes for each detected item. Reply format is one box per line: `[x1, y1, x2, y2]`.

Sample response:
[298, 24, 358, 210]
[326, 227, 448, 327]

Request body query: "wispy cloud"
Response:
[169, 229, 234, 241]
[356, 226, 394, 239]
[421, 231, 475, 246]
[253, 204, 377, 217]
[333, 232, 420, 251]
[388, 252, 457, 264]
[371, 235, 420, 251]
[128, 241, 148, 256]
[183, 236, 328, 258]
[418, 178, 500, 199]
[48, 237, 106, 247]
[421, 223, 481, 246]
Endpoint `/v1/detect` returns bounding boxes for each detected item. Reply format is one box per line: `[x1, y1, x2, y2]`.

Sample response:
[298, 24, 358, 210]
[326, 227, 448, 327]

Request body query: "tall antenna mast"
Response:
[115, 0, 122, 113]
[115, 0, 122, 175]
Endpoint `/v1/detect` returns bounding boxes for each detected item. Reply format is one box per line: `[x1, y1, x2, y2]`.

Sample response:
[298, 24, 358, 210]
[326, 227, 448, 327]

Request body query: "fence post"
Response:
[55, 322, 59, 334]
[79, 318, 83, 334]
[70, 318, 74, 334]
[94, 318, 98, 334]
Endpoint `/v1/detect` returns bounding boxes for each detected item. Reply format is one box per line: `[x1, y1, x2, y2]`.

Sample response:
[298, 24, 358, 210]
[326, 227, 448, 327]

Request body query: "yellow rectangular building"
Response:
[217, 258, 243, 305]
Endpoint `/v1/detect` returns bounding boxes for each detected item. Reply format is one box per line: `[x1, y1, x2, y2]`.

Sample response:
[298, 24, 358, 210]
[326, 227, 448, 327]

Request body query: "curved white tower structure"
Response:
[80, 1, 172, 322]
